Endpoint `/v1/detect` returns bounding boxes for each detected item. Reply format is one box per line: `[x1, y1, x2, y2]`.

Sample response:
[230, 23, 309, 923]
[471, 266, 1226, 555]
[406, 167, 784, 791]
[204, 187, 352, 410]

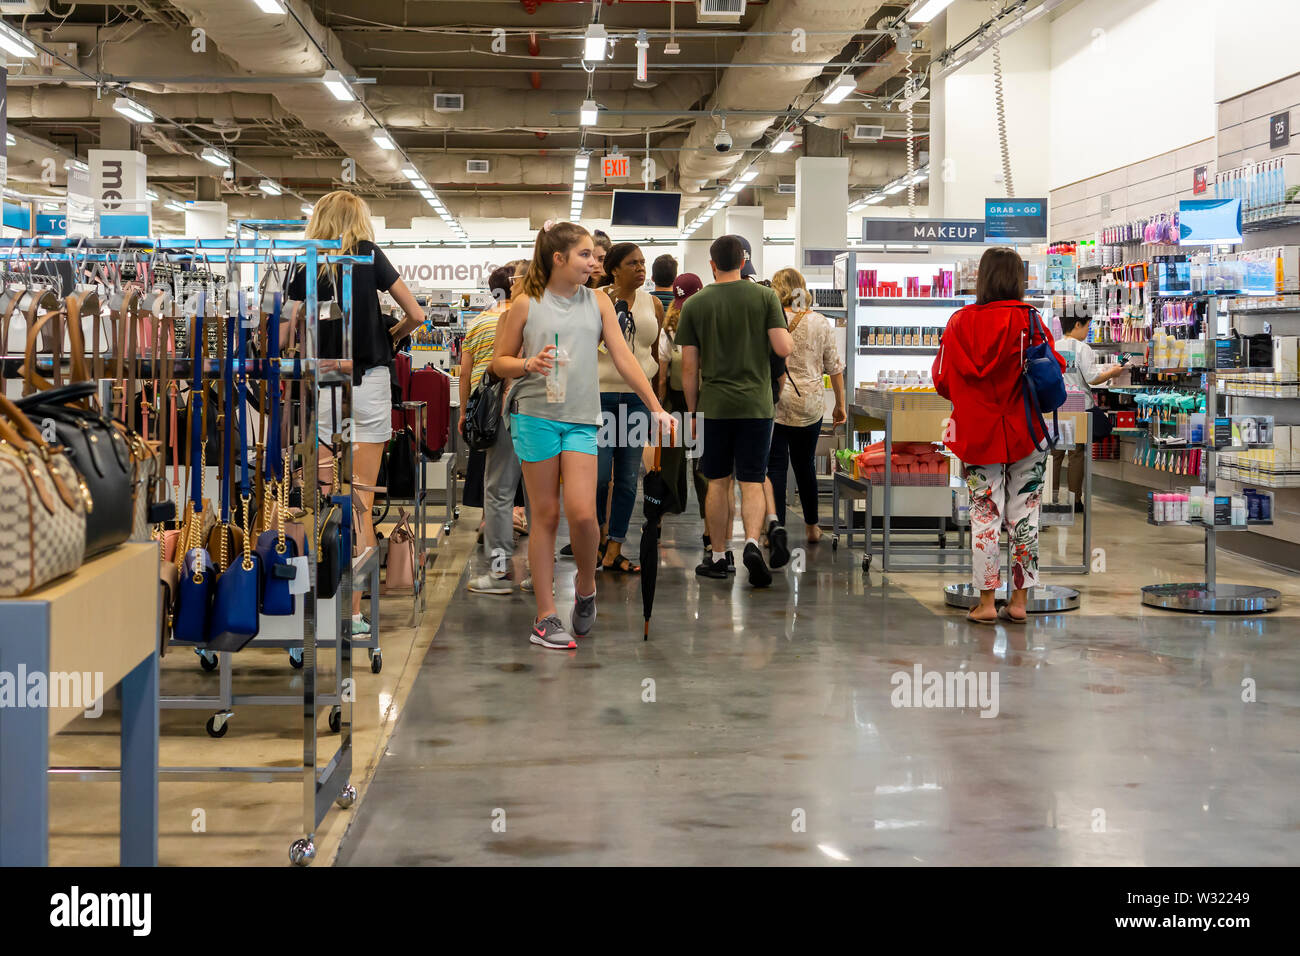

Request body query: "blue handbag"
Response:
[173, 311, 215, 645]
[207, 294, 262, 652]
[254, 274, 298, 615]
[1021, 306, 1067, 450]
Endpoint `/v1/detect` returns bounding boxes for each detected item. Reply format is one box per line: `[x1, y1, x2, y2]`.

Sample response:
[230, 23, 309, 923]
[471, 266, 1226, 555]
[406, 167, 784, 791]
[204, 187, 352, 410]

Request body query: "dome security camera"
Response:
[714, 116, 733, 153]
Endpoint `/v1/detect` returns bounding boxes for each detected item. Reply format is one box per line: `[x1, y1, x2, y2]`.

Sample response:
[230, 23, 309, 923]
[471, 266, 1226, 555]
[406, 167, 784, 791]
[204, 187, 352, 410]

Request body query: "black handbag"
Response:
[385, 427, 418, 500]
[1088, 405, 1114, 441]
[462, 370, 504, 451]
[14, 380, 133, 557]
[317, 498, 346, 599]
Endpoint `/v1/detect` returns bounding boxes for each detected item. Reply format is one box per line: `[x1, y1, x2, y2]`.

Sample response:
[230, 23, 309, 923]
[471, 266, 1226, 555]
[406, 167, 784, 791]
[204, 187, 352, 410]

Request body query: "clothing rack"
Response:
[2, 236, 375, 865]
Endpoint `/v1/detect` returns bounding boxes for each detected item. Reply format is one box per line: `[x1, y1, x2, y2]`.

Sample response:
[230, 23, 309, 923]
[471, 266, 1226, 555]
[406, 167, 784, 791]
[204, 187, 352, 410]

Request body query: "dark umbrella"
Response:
[640, 438, 671, 641]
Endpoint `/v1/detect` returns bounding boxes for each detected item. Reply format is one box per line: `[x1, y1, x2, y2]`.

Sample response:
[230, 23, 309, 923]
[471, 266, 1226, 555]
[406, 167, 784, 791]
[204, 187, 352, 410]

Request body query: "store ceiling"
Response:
[4, 0, 935, 227]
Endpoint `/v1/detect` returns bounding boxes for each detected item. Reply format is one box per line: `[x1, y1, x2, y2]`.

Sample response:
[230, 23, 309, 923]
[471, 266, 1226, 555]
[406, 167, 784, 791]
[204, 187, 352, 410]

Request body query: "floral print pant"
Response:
[963, 452, 1046, 592]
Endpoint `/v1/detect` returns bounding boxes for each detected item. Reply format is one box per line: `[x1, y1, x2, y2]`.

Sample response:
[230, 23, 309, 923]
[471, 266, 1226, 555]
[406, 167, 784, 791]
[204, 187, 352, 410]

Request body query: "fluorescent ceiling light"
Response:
[251, 0, 286, 12]
[321, 70, 355, 102]
[41, 202, 59, 211]
[146, 189, 160, 201]
[418, 187, 435, 199]
[0, 22, 36, 59]
[771, 131, 796, 154]
[906, 0, 957, 23]
[864, 193, 887, 205]
[579, 99, 599, 126]
[301, 203, 314, 215]
[821, 75, 856, 105]
[112, 97, 154, 124]
[573, 168, 588, 184]
[738, 168, 759, 183]
[164, 200, 186, 212]
[574, 152, 591, 171]
[1022, 3, 1049, 22]
[64, 158, 89, 173]
[425, 196, 440, 208]
[883, 181, 907, 195]
[201, 147, 230, 167]
[259, 179, 282, 196]
[401, 164, 421, 180]
[5, 133, 14, 147]
[371, 131, 395, 150]
[583, 23, 608, 61]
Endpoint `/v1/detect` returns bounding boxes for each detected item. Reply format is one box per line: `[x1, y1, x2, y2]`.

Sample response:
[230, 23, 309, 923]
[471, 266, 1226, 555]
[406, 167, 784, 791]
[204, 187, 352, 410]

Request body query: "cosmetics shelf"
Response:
[856, 297, 968, 308]
[1241, 203, 1300, 233]
[857, 346, 940, 355]
[1146, 519, 1273, 529]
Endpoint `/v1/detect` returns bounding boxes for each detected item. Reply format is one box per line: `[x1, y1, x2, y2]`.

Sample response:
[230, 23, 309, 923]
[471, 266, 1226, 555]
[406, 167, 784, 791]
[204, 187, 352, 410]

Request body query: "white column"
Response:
[795, 156, 849, 276]
[185, 201, 228, 239]
[723, 205, 765, 278]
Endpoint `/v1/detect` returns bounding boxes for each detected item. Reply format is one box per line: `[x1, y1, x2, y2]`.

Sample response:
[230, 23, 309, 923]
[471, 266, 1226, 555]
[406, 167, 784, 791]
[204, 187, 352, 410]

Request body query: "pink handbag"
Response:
[383, 510, 416, 592]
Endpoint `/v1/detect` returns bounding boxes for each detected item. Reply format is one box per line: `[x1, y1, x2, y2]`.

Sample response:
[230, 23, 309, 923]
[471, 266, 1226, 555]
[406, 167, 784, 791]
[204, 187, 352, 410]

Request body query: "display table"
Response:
[0, 542, 159, 866]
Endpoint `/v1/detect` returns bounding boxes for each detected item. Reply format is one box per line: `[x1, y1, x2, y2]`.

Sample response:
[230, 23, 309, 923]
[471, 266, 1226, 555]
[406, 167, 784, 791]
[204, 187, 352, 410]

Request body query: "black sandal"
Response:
[601, 553, 640, 574]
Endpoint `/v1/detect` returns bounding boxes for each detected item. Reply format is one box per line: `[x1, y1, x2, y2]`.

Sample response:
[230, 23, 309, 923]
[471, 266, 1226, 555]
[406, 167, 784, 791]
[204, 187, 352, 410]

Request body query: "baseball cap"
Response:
[673, 272, 703, 301]
[735, 235, 757, 278]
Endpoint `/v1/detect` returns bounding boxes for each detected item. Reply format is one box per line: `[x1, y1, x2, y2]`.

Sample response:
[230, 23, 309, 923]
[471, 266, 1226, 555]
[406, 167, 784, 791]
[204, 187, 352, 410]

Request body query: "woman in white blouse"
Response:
[765, 268, 846, 545]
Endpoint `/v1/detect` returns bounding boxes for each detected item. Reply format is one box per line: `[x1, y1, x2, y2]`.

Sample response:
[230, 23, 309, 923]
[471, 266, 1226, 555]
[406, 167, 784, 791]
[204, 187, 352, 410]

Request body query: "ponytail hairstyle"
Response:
[522, 221, 591, 301]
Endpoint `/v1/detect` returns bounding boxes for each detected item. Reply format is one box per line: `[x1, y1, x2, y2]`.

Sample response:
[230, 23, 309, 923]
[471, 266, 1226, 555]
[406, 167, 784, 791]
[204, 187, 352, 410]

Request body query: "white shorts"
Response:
[319, 366, 393, 445]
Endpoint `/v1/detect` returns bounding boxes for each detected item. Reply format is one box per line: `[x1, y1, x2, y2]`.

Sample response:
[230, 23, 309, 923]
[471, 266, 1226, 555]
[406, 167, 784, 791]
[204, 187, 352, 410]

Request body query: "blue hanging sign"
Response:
[984, 198, 1048, 241]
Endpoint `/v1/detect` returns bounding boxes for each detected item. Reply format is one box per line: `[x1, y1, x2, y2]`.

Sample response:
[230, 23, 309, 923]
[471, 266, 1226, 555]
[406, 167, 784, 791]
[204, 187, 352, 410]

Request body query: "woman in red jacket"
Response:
[932, 247, 1065, 624]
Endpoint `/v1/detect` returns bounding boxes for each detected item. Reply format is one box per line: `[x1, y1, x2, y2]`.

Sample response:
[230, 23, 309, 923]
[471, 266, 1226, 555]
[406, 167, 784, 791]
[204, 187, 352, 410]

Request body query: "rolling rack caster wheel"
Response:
[288, 647, 303, 669]
[328, 705, 342, 734]
[336, 784, 357, 810]
[369, 649, 383, 674]
[862, 554, 872, 573]
[453, 505, 461, 520]
[197, 648, 219, 671]
[289, 838, 316, 867]
[205, 711, 231, 738]
[939, 533, 948, 549]
[831, 534, 839, 554]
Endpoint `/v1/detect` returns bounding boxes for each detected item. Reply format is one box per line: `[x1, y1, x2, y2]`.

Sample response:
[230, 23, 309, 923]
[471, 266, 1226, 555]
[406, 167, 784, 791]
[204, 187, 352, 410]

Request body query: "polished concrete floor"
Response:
[336, 500, 1300, 866]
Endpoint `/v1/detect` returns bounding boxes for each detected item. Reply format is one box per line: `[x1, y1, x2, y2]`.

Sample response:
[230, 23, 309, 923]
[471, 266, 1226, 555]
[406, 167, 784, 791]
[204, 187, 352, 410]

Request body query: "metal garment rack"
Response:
[1139, 293, 1282, 614]
[3, 236, 373, 865]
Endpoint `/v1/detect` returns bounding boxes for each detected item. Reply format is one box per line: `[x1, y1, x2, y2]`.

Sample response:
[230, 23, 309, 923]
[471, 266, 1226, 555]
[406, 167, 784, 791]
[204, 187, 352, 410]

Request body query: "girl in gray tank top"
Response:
[489, 221, 671, 651]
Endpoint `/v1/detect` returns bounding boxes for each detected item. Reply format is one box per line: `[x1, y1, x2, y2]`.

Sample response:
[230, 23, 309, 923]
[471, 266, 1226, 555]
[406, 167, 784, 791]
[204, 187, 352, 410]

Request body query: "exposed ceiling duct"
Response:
[163, 0, 405, 183]
[6, 87, 294, 124]
[673, 0, 884, 194]
[369, 75, 712, 134]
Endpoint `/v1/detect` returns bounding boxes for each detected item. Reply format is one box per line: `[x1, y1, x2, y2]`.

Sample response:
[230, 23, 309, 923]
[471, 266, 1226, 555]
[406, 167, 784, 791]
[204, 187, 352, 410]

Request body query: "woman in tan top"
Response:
[765, 268, 846, 547]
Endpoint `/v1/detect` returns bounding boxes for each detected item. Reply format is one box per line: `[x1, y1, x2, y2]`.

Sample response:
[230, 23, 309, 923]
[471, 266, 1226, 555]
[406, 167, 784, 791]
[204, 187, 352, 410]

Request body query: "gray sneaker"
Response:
[571, 580, 597, 637]
[529, 615, 575, 650]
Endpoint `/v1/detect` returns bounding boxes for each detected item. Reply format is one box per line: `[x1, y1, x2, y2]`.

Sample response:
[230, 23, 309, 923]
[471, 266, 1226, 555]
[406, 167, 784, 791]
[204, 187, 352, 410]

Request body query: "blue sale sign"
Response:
[984, 198, 1047, 241]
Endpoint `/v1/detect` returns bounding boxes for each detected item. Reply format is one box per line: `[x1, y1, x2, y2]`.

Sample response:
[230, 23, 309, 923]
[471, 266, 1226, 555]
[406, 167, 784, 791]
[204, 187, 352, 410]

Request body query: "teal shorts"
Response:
[510, 413, 598, 462]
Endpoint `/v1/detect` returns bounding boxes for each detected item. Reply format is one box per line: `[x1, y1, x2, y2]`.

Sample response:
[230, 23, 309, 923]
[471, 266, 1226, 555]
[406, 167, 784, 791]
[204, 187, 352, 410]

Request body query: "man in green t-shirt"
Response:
[676, 235, 792, 588]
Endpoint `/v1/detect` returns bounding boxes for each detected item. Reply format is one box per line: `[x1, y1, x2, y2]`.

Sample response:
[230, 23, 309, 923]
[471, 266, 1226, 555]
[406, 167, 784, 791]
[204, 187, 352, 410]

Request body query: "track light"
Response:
[201, 147, 231, 168]
[821, 75, 856, 105]
[259, 179, 282, 196]
[112, 97, 154, 124]
[771, 131, 796, 154]
[583, 23, 608, 61]
[321, 70, 355, 102]
[0, 22, 36, 59]
[579, 99, 598, 126]
[372, 131, 395, 150]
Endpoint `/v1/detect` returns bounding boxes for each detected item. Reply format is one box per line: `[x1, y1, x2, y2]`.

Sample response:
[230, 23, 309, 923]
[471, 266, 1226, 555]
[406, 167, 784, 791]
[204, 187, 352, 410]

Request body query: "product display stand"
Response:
[1139, 295, 1282, 614]
[3, 236, 375, 864]
[0, 543, 159, 866]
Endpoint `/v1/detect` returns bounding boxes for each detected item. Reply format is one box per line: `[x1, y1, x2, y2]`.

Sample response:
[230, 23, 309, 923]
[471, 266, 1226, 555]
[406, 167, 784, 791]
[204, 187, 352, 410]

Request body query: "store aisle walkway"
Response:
[337, 507, 1300, 866]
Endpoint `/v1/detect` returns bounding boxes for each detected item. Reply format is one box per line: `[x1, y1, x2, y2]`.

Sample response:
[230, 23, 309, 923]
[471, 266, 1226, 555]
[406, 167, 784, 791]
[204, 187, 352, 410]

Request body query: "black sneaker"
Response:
[695, 556, 729, 579]
[1074, 501, 1085, 514]
[726, 550, 736, 574]
[768, 525, 790, 569]
[559, 542, 574, 556]
[743, 542, 772, 588]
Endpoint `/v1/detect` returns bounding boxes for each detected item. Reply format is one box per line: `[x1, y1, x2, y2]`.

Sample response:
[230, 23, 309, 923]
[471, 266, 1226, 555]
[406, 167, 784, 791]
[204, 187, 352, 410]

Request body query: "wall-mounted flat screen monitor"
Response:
[610, 190, 682, 228]
[1179, 198, 1242, 245]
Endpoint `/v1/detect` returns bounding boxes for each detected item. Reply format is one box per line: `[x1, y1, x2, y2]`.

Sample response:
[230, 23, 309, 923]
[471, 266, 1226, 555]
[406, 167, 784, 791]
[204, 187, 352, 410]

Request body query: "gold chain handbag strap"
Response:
[278, 449, 290, 554]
